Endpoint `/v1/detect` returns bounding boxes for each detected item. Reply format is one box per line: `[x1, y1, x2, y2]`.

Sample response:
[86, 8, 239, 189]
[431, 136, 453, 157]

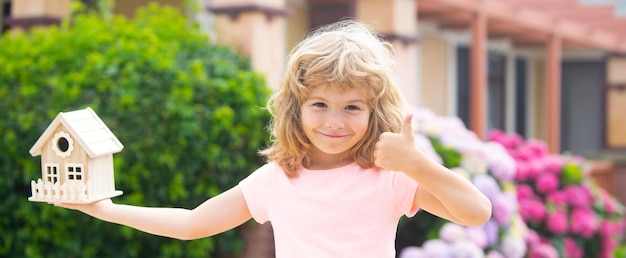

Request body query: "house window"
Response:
[487, 52, 506, 131]
[45, 164, 60, 184]
[456, 46, 470, 127]
[515, 58, 527, 138]
[51, 131, 74, 158]
[66, 163, 84, 181]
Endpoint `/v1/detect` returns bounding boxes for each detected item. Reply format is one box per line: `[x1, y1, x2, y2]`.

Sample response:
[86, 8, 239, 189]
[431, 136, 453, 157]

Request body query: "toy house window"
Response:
[45, 164, 59, 184]
[52, 131, 74, 158]
[66, 164, 84, 181]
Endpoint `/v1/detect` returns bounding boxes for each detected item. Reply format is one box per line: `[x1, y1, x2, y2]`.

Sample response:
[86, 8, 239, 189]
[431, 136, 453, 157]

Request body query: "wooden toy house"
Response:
[28, 107, 123, 203]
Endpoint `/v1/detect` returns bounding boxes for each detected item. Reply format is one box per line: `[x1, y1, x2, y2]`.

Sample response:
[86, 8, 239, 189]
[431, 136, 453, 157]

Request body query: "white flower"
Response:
[451, 240, 484, 258]
[461, 151, 488, 175]
[439, 223, 466, 243]
[416, 120, 442, 136]
[500, 235, 527, 258]
[399, 246, 427, 258]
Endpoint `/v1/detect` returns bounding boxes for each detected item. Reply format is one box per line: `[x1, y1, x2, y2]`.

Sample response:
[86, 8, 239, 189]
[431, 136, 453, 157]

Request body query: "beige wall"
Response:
[285, 0, 309, 54]
[213, 12, 287, 89]
[419, 35, 450, 115]
[13, 0, 69, 18]
[356, 0, 418, 106]
[114, 0, 182, 18]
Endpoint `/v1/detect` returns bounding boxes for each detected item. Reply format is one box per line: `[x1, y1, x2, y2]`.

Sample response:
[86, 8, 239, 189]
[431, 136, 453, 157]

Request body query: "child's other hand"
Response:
[374, 114, 419, 172]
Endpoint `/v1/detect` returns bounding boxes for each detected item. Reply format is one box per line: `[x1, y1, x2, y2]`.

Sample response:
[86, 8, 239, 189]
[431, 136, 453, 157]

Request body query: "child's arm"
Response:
[374, 115, 492, 226]
[54, 185, 251, 240]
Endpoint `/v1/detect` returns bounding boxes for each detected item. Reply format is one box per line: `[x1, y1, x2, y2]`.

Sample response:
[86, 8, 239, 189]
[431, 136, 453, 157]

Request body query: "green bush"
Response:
[0, 4, 271, 257]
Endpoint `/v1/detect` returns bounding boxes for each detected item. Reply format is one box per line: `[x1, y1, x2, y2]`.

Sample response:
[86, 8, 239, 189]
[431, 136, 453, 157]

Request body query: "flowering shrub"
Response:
[397, 108, 527, 257]
[489, 130, 625, 258]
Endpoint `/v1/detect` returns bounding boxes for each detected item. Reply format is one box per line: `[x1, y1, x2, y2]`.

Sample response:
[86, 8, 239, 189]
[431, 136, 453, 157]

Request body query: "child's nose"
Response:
[325, 111, 345, 129]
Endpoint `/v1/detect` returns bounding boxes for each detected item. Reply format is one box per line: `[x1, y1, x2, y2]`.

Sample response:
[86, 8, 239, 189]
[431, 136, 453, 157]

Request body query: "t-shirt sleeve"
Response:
[391, 171, 419, 217]
[239, 163, 273, 224]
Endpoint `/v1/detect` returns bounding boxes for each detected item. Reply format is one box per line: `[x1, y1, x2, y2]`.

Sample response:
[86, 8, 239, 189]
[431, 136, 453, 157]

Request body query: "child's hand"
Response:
[374, 114, 419, 172]
[50, 198, 113, 213]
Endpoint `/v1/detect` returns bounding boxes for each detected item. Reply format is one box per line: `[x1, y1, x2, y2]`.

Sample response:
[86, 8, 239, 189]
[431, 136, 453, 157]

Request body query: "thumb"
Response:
[400, 114, 414, 138]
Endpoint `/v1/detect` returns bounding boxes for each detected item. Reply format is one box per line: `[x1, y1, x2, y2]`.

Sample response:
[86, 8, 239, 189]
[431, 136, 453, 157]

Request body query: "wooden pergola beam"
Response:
[470, 9, 488, 140]
[421, 0, 626, 53]
[546, 35, 562, 153]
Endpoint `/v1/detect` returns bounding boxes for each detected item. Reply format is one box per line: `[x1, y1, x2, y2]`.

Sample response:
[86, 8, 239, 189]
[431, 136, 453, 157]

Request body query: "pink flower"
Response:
[526, 158, 544, 180]
[543, 154, 563, 175]
[564, 186, 593, 208]
[599, 220, 624, 237]
[486, 250, 504, 258]
[488, 130, 523, 149]
[599, 189, 617, 214]
[510, 134, 524, 148]
[525, 229, 541, 246]
[519, 199, 547, 222]
[564, 237, 583, 258]
[529, 242, 559, 258]
[515, 161, 531, 181]
[536, 173, 559, 194]
[602, 235, 619, 255]
[546, 210, 568, 235]
[570, 208, 597, 238]
[516, 184, 534, 200]
[526, 139, 549, 158]
[488, 129, 506, 144]
[546, 191, 568, 206]
[513, 147, 534, 161]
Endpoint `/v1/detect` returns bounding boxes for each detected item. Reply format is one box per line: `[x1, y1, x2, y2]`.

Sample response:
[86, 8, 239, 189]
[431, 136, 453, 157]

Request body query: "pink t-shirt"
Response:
[239, 161, 419, 258]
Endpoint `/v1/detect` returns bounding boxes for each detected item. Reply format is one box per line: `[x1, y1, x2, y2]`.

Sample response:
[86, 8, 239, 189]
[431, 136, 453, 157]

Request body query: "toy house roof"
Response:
[29, 107, 124, 158]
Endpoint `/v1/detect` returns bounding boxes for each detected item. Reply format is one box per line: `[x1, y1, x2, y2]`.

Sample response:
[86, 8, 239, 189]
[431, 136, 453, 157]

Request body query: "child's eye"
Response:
[313, 102, 327, 108]
[345, 105, 360, 111]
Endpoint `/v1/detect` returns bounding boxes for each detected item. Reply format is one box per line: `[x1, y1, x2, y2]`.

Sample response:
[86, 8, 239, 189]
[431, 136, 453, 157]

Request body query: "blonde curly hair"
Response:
[260, 20, 406, 176]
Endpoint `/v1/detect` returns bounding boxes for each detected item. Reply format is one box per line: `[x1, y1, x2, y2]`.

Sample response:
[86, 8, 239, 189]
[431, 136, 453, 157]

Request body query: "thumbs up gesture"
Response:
[374, 114, 419, 172]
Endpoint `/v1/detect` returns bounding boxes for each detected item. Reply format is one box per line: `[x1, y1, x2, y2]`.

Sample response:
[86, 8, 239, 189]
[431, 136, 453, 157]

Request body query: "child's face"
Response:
[300, 84, 371, 159]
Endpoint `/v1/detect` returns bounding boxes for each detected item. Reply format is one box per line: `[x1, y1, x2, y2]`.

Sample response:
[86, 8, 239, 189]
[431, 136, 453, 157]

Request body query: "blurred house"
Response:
[4, 0, 626, 256]
[4, 0, 626, 186]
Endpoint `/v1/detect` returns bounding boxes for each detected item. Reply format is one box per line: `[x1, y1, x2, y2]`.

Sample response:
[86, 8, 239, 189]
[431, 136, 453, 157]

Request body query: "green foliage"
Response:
[0, 3, 270, 257]
[616, 244, 626, 258]
[561, 162, 584, 186]
[427, 136, 461, 168]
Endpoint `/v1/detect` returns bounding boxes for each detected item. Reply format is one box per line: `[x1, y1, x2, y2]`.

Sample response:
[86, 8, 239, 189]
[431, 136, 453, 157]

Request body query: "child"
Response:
[55, 20, 491, 257]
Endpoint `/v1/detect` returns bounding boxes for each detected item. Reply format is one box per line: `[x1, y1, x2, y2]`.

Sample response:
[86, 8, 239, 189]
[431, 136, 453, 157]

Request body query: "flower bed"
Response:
[397, 108, 624, 258]
[397, 108, 526, 258]
[489, 130, 625, 258]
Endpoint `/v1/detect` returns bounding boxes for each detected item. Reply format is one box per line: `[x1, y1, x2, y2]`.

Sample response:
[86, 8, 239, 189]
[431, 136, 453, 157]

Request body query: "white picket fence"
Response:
[30, 179, 92, 202]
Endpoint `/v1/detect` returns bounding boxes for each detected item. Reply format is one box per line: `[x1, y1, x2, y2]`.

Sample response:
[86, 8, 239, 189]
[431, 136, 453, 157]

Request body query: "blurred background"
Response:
[1, 0, 626, 257]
